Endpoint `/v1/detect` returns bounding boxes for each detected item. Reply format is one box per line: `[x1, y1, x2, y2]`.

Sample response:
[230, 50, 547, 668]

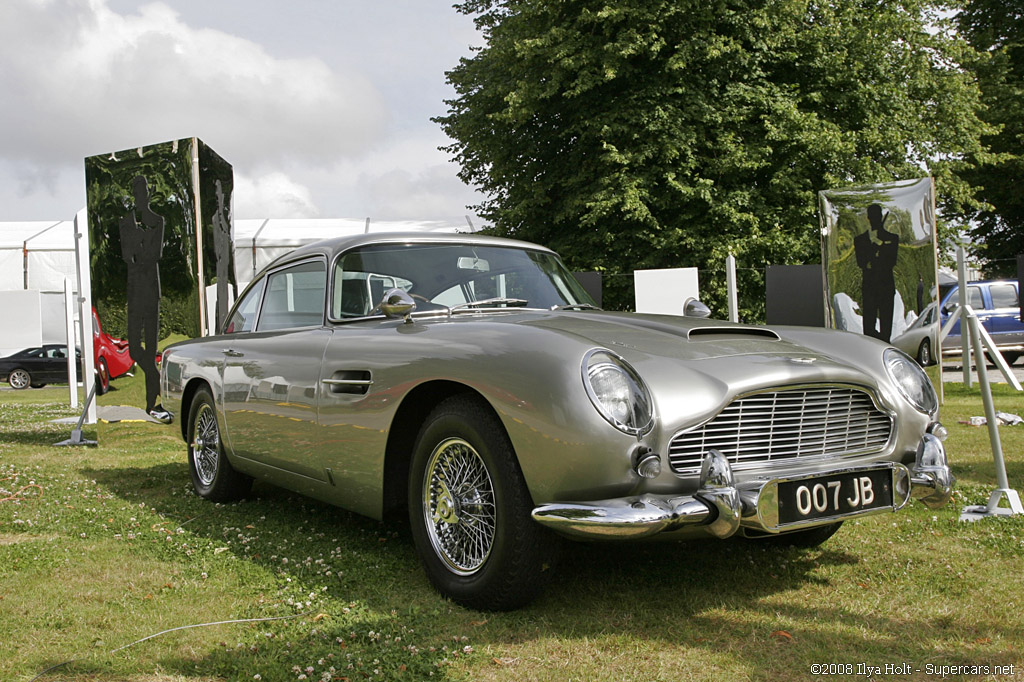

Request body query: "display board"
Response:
[84, 138, 233, 413]
[819, 178, 938, 345]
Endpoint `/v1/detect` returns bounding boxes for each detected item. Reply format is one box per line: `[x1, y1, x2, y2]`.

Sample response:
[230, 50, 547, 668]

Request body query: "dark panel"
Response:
[766, 265, 826, 327]
[573, 271, 602, 308]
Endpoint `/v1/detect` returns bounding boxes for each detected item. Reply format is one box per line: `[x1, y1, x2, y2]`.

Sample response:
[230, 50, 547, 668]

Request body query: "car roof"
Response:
[263, 232, 556, 272]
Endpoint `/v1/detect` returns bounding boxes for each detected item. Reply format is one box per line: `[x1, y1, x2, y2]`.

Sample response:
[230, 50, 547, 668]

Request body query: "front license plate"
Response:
[777, 468, 893, 525]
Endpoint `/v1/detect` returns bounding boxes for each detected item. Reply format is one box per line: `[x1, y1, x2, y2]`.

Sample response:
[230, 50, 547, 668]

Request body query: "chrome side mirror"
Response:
[380, 288, 417, 323]
[683, 297, 711, 318]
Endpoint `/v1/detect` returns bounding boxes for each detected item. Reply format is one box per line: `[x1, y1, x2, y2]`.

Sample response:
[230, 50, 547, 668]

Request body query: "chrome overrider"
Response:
[531, 433, 954, 540]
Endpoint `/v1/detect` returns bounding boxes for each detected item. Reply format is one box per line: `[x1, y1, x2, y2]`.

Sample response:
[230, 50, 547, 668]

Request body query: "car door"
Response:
[219, 257, 333, 482]
[940, 284, 984, 350]
[983, 282, 1023, 347]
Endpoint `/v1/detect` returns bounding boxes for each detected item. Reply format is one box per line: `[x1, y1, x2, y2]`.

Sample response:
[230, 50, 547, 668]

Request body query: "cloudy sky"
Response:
[0, 0, 487, 223]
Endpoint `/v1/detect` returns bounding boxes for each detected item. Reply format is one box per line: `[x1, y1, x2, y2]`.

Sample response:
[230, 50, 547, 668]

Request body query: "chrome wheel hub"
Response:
[423, 438, 496, 575]
[191, 403, 220, 486]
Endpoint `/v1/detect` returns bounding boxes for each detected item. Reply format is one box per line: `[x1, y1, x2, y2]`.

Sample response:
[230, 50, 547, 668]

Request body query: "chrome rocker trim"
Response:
[531, 436, 953, 540]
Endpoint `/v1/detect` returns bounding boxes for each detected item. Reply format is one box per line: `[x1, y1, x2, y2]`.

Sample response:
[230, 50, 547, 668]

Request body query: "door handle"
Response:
[222, 349, 244, 358]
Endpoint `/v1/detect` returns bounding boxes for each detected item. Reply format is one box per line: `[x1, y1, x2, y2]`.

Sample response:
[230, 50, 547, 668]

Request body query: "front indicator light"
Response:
[635, 451, 662, 479]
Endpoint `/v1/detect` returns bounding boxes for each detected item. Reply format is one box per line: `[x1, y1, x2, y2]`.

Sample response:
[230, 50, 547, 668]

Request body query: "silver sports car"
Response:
[161, 233, 953, 610]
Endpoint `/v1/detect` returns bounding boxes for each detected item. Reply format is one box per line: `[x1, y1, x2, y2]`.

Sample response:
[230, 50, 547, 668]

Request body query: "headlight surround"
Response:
[582, 349, 654, 436]
[884, 348, 938, 415]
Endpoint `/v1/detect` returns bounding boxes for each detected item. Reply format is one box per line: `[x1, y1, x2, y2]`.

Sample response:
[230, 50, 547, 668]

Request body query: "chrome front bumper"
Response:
[531, 434, 954, 540]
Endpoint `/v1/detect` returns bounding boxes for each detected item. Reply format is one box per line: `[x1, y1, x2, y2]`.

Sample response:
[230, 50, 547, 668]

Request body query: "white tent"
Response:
[233, 217, 476, 284]
[0, 220, 78, 294]
[0, 221, 79, 353]
[0, 216, 479, 350]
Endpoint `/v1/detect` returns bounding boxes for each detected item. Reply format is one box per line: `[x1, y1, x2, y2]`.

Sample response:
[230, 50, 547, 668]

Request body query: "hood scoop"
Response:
[686, 326, 781, 342]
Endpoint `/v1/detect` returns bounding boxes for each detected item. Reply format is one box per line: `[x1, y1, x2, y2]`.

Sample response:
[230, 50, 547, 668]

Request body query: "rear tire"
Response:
[187, 387, 251, 501]
[408, 394, 557, 610]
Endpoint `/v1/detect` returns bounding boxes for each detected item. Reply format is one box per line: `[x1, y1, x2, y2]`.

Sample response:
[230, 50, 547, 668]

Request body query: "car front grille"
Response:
[667, 385, 893, 475]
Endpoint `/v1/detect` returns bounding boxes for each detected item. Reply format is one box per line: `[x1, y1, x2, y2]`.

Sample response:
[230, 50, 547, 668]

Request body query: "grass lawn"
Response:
[1, 375, 1023, 681]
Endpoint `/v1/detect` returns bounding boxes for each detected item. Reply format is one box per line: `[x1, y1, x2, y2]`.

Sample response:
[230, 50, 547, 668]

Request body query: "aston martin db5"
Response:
[160, 233, 953, 610]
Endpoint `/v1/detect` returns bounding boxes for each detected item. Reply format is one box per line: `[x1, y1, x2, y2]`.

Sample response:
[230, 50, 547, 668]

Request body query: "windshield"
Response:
[330, 243, 595, 318]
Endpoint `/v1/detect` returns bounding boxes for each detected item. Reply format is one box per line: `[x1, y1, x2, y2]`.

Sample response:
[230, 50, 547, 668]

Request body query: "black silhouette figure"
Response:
[119, 175, 171, 423]
[213, 179, 232, 332]
[854, 203, 899, 342]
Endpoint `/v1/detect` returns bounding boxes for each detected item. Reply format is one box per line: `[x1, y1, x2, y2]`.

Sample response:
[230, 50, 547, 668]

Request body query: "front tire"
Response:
[758, 521, 843, 548]
[917, 339, 932, 366]
[187, 387, 251, 501]
[8, 368, 30, 389]
[408, 395, 556, 610]
[96, 358, 110, 395]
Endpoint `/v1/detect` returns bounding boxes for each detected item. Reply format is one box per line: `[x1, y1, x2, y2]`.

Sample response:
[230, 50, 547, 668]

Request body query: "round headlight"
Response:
[582, 349, 654, 435]
[884, 348, 938, 415]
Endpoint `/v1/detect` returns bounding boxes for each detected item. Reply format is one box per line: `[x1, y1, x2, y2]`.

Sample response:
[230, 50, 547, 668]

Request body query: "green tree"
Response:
[958, 0, 1024, 276]
[438, 0, 990, 319]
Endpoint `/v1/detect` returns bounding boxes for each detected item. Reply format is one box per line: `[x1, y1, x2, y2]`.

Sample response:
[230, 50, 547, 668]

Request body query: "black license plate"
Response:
[777, 468, 893, 525]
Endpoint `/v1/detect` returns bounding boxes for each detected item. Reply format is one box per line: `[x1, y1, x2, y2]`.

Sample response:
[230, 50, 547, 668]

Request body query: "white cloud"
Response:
[233, 171, 319, 219]
[0, 0, 388, 168]
[0, 0, 487, 222]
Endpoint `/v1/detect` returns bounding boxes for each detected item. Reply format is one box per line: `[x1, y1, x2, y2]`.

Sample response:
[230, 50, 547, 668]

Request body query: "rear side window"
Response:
[989, 283, 1018, 310]
[259, 260, 327, 331]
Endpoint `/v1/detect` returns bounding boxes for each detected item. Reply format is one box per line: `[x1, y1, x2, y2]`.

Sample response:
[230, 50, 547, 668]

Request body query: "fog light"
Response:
[928, 422, 948, 442]
[635, 452, 662, 479]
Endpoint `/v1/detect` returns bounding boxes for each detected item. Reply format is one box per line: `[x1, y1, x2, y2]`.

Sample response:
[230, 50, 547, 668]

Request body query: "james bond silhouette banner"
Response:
[819, 178, 938, 347]
[85, 138, 234, 417]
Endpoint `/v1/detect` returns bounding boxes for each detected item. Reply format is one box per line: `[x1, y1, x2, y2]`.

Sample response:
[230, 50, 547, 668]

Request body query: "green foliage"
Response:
[438, 0, 991, 319]
[96, 293, 201, 340]
[957, 0, 1024, 276]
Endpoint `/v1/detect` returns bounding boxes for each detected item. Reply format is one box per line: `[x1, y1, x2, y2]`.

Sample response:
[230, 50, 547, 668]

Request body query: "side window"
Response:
[990, 283, 1017, 310]
[332, 257, 413, 319]
[968, 286, 984, 310]
[224, 278, 266, 334]
[259, 260, 327, 331]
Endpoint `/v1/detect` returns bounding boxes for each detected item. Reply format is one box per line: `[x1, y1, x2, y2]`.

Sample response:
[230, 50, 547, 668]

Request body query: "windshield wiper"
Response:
[449, 297, 530, 313]
[550, 303, 602, 311]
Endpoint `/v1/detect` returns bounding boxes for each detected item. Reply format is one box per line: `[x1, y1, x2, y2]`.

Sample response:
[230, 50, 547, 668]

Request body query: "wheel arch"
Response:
[381, 380, 505, 521]
[178, 377, 214, 442]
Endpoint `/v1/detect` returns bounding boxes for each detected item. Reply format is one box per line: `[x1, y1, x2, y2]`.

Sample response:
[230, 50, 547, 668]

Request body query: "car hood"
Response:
[520, 311, 827, 361]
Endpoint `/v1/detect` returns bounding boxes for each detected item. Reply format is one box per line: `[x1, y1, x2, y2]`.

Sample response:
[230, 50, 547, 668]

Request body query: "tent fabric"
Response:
[232, 218, 476, 283]
[0, 221, 77, 293]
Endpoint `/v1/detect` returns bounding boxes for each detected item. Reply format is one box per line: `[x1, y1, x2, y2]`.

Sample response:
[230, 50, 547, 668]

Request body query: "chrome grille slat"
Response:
[668, 386, 893, 475]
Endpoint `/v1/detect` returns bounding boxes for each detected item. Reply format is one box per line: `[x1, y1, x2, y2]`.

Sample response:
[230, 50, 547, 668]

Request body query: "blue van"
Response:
[939, 280, 1022, 364]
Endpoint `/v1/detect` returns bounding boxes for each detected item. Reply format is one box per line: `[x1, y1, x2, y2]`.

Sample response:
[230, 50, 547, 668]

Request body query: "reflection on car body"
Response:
[161, 233, 954, 610]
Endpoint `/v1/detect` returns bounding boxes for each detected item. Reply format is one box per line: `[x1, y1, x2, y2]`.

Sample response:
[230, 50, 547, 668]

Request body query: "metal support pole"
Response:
[55, 381, 98, 447]
[960, 307, 1023, 520]
[957, 247, 971, 387]
[726, 254, 738, 323]
[63, 278, 78, 409]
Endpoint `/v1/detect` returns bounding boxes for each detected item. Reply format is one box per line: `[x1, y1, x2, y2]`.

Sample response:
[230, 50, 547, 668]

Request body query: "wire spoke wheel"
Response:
[422, 437, 496, 575]
[191, 402, 221, 487]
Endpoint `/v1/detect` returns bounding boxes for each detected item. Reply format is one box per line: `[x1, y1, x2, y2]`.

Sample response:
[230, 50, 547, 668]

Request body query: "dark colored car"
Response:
[0, 345, 82, 389]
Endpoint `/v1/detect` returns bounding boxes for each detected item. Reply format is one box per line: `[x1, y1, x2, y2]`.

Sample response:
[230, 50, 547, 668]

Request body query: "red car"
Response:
[92, 308, 134, 394]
